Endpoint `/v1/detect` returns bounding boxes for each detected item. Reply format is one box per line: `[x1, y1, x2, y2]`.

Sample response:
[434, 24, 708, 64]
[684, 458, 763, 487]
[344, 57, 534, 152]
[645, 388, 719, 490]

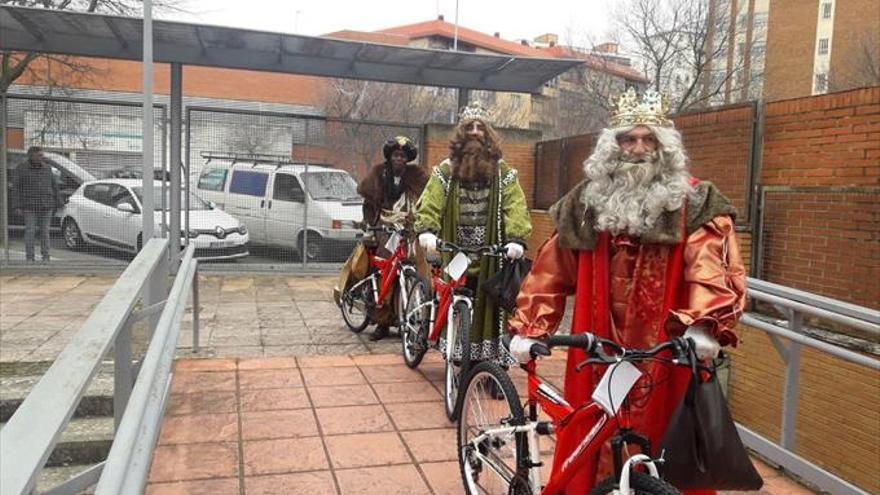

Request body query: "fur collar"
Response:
[549, 178, 738, 250]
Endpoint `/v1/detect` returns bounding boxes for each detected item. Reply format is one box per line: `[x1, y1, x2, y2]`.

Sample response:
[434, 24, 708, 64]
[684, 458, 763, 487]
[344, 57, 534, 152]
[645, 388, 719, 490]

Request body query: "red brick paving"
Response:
[149, 354, 818, 494]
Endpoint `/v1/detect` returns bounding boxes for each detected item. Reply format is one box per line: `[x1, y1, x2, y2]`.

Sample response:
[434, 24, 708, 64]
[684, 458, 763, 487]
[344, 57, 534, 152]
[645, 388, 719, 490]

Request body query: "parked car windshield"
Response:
[301, 171, 360, 201]
[132, 187, 211, 211]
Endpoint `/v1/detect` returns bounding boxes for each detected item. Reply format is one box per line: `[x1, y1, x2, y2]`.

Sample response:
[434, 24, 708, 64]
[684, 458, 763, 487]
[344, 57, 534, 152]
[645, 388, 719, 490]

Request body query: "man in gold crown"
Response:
[508, 88, 746, 493]
[415, 101, 532, 364]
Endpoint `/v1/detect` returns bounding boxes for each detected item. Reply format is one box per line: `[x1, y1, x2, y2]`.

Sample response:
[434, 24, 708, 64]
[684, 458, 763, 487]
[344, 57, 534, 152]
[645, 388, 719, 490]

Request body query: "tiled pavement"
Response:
[0, 273, 818, 494]
[149, 353, 815, 495]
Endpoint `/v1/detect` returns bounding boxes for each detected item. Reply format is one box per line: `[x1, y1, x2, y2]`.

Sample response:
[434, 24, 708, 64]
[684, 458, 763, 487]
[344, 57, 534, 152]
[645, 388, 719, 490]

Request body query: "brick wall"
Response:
[760, 189, 879, 308]
[758, 87, 880, 308]
[728, 326, 880, 493]
[675, 103, 754, 216]
[14, 56, 322, 106]
[761, 87, 880, 187]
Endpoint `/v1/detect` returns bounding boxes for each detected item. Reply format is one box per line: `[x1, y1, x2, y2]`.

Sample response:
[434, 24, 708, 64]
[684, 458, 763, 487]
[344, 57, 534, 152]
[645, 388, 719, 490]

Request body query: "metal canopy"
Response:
[0, 6, 582, 94]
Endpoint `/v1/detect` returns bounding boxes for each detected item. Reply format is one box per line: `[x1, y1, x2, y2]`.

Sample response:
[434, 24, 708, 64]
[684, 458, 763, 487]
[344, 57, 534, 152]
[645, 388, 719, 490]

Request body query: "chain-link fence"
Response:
[185, 107, 422, 266]
[3, 95, 167, 266]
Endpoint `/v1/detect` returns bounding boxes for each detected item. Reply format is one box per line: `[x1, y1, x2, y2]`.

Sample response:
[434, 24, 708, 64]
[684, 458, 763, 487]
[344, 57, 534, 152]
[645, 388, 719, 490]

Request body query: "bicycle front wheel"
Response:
[591, 472, 681, 495]
[340, 277, 371, 333]
[445, 300, 472, 421]
[458, 361, 531, 495]
[400, 273, 429, 369]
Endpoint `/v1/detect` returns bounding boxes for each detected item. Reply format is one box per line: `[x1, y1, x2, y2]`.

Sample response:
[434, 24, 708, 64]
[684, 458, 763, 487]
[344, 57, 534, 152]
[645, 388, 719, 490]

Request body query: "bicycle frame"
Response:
[466, 360, 649, 495]
[346, 232, 414, 314]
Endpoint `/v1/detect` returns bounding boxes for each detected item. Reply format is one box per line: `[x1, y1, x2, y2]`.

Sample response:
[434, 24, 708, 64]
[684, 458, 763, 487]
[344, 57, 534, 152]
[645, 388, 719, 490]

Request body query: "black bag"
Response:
[482, 257, 532, 313]
[659, 349, 763, 491]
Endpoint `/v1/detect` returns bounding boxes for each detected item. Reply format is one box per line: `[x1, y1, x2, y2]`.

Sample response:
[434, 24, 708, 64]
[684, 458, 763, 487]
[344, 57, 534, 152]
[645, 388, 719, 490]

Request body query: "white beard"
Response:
[583, 152, 690, 236]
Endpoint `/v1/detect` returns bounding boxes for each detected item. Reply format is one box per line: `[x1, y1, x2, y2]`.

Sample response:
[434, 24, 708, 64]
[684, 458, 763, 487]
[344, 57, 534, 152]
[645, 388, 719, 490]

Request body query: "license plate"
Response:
[210, 241, 232, 249]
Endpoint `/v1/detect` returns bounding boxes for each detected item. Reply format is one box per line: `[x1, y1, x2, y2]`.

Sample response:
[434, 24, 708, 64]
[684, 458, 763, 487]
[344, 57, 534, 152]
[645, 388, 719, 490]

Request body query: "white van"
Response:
[195, 157, 363, 261]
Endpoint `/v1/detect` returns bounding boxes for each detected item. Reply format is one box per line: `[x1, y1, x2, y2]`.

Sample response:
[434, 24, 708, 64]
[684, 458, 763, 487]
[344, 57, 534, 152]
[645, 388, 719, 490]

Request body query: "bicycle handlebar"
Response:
[436, 239, 504, 256]
[504, 333, 697, 369]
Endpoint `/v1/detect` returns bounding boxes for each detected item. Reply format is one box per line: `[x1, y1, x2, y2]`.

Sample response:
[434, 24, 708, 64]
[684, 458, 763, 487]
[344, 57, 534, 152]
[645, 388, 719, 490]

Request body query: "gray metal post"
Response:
[141, 0, 154, 243]
[184, 108, 191, 244]
[192, 264, 200, 352]
[1, 90, 8, 262]
[781, 311, 803, 450]
[169, 63, 183, 269]
[301, 119, 310, 269]
[457, 88, 470, 113]
[113, 320, 133, 430]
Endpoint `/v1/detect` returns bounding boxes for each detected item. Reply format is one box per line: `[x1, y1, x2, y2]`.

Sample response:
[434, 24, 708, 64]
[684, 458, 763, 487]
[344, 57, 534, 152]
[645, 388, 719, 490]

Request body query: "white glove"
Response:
[504, 242, 524, 260]
[418, 232, 438, 253]
[684, 326, 721, 361]
[509, 335, 542, 363]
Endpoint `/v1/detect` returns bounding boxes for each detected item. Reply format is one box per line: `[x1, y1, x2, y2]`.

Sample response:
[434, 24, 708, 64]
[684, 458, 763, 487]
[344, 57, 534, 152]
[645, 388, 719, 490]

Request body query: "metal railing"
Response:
[0, 238, 200, 495]
[737, 277, 880, 495]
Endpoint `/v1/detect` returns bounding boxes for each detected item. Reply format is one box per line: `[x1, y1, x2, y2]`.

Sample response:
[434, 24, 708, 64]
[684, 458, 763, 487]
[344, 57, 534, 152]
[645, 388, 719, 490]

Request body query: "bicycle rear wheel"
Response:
[591, 472, 680, 495]
[400, 274, 429, 369]
[340, 277, 372, 333]
[445, 300, 472, 421]
[458, 361, 531, 495]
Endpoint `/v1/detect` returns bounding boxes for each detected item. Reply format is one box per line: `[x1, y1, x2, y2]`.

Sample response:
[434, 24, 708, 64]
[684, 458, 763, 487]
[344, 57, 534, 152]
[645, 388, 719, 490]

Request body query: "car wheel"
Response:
[298, 231, 323, 262]
[62, 218, 84, 250]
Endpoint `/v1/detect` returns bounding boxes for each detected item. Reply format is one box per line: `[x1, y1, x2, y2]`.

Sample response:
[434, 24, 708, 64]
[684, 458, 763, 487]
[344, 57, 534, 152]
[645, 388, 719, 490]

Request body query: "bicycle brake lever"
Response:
[574, 358, 607, 372]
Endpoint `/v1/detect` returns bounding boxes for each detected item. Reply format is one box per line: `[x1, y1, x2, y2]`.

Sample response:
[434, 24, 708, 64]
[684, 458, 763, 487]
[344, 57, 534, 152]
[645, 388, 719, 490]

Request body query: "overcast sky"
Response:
[168, 0, 617, 48]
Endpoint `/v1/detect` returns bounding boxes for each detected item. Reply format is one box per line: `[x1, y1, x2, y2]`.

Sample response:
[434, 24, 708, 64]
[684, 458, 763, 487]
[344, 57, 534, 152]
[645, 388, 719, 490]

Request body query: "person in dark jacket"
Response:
[354, 136, 428, 340]
[13, 146, 62, 262]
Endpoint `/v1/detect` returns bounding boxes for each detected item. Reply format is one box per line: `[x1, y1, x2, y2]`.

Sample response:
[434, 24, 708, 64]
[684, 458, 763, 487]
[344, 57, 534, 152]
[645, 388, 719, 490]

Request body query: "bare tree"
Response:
[612, 0, 761, 112]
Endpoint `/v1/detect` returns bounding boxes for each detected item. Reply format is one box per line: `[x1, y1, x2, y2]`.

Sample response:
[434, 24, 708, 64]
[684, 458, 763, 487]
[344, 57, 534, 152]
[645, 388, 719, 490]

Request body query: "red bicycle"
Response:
[401, 240, 504, 420]
[339, 225, 418, 334]
[457, 333, 698, 495]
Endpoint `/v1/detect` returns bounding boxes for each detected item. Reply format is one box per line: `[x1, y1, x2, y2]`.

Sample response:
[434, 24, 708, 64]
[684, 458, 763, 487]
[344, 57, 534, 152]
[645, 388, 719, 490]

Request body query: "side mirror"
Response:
[117, 203, 136, 213]
[207, 200, 216, 209]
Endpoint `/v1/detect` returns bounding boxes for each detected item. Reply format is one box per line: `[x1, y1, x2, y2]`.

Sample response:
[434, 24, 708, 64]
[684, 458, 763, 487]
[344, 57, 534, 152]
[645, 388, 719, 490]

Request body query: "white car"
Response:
[61, 179, 250, 260]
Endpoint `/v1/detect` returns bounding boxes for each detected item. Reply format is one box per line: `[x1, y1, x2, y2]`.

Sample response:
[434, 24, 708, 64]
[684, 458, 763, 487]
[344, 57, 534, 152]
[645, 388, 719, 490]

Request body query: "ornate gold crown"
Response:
[609, 87, 673, 128]
[458, 100, 493, 124]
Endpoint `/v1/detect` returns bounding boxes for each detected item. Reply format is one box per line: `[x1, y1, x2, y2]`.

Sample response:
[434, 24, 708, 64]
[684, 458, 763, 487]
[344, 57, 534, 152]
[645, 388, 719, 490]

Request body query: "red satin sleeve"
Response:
[667, 216, 747, 346]
[508, 233, 579, 338]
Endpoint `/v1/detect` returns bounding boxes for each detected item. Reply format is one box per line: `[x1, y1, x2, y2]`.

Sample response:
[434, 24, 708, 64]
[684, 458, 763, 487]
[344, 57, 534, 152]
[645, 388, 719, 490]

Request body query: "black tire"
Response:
[340, 277, 372, 333]
[590, 472, 681, 495]
[400, 273, 429, 369]
[298, 231, 323, 262]
[62, 218, 83, 250]
[458, 361, 530, 495]
[445, 300, 472, 421]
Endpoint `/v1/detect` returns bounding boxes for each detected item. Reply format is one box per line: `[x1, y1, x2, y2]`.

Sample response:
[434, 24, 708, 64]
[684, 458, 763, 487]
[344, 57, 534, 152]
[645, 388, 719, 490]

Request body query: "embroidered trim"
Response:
[500, 168, 518, 189]
[433, 162, 451, 195]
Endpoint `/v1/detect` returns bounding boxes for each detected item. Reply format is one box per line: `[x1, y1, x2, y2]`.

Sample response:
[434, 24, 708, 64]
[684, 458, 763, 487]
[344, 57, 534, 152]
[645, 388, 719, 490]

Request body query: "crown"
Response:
[458, 100, 493, 124]
[609, 88, 673, 128]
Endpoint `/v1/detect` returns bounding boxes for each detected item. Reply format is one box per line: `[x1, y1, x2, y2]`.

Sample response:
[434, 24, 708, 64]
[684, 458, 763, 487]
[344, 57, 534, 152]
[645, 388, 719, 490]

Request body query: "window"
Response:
[197, 168, 228, 191]
[273, 173, 305, 203]
[301, 172, 360, 201]
[814, 73, 828, 93]
[822, 2, 832, 18]
[110, 186, 138, 211]
[818, 38, 829, 55]
[84, 183, 113, 206]
[228, 170, 269, 197]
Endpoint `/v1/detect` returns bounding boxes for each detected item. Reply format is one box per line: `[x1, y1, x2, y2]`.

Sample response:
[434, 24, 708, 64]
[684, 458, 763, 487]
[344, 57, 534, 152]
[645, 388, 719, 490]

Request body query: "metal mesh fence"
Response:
[3, 95, 166, 266]
[185, 107, 422, 266]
